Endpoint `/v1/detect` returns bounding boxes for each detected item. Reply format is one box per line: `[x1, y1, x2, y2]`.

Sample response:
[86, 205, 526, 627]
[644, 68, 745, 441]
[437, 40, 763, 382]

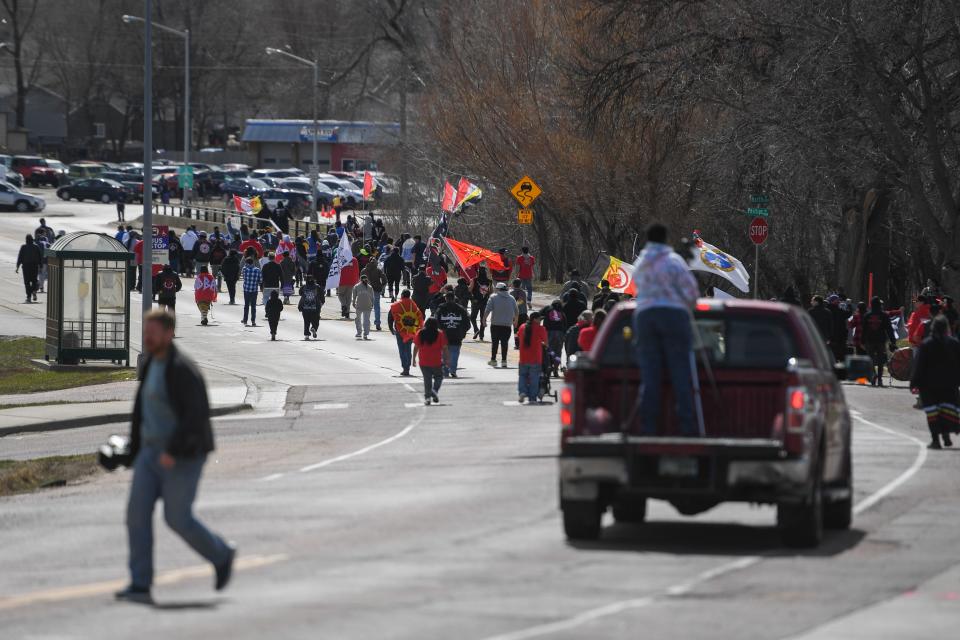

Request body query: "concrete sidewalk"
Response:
[0, 386, 251, 437]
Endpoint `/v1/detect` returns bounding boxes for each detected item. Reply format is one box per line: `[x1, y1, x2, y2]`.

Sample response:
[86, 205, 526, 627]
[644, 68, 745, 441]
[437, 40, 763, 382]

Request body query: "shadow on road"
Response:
[571, 521, 866, 558]
[151, 599, 222, 611]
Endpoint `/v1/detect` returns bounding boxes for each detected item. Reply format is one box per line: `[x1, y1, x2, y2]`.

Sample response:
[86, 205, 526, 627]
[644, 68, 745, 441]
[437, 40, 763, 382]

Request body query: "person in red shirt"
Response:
[577, 309, 607, 353]
[194, 265, 218, 326]
[413, 317, 449, 405]
[517, 312, 548, 403]
[516, 246, 535, 304]
[337, 256, 360, 318]
[490, 247, 513, 284]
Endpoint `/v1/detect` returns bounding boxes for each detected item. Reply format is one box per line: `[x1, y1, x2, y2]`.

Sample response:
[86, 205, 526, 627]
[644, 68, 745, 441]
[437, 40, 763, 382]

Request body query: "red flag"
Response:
[454, 177, 481, 210]
[443, 237, 506, 272]
[440, 181, 456, 213]
[362, 171, 375, 200]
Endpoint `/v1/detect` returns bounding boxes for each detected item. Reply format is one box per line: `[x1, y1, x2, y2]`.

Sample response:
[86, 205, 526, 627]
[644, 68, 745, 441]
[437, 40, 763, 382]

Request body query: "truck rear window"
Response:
[599, 312, 800, 369]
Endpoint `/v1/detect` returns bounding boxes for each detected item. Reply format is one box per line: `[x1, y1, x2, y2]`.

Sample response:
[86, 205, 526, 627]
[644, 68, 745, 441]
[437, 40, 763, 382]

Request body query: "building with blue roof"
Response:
[241, 119, 400, 172]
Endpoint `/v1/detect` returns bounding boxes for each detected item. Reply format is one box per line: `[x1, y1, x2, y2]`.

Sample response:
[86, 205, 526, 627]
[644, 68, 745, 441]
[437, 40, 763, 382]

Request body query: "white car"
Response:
[0, 181, 45, 212]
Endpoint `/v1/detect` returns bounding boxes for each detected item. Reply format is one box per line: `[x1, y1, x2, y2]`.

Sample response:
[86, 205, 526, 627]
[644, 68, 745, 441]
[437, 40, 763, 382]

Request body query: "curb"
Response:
[0, 403, 253, 438]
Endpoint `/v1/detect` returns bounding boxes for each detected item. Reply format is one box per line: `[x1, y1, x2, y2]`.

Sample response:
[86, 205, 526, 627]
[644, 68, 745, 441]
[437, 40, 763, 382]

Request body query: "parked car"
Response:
[558, 299, 854, 548]
[46, 159, 69, 185]
[0, 181, 45, 211]
[280, 178, 340, 207]
[251, 168, 304, 180]
[317, 176, 364, 206]
[13, 156, 61, 187]
[101, 171, 160, 202]
[68, 162, 106, 181]
[259, 188, 313, 217]
[0, 155, 24, 187]
[220, 178, 270, 199]
[57, 178, 131, 203]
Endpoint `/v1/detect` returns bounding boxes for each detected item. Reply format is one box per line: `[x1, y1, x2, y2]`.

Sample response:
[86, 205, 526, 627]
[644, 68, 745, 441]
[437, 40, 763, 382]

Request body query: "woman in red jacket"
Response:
[577, 309, 607, 353]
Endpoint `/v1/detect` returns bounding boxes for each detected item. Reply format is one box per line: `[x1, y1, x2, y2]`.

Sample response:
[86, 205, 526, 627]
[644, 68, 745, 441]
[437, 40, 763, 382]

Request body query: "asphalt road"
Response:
[0, 191, 957, 639]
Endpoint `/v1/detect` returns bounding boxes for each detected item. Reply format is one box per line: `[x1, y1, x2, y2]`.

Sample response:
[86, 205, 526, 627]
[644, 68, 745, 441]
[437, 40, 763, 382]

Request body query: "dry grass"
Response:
[0, 454, 101, 497]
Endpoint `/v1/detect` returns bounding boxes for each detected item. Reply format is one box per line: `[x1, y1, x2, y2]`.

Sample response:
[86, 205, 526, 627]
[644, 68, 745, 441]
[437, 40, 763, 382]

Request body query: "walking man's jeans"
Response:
[126, 447, 231, 588]
[633, 307, 697, 436]
[491, 325, 512, 362]
[396, 333, 412, 373]
[387, 277, 400, 300]
[21, 265, 38, 298]
[518, 363, 541, 400]
[444, 344, 462, 376]
[225, 280, 237, 304]
[421, 366, 443, 399]
[242, 291, 257, 323]
[355, 309, 371, 337]
[302, 310, 319, 336]
[521, 278, 533, 304]
[372, 292, 382, 327]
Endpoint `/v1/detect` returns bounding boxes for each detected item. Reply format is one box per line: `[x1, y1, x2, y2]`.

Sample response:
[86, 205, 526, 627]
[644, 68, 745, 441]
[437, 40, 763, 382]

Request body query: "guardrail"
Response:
[152, 201, 330, 238]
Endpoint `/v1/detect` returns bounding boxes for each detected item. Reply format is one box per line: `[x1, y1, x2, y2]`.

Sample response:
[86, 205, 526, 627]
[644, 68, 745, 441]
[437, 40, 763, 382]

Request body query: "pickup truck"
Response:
[558, 299, 854, 548]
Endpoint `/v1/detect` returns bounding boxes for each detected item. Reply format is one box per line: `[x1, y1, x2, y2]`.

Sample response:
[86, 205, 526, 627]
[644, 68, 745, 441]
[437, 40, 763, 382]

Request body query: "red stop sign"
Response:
[749, 216, 769, 245]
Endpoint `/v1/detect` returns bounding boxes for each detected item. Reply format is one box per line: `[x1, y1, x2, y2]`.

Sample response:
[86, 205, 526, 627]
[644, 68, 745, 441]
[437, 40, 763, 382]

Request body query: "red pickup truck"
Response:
[559, 299, 854, 548]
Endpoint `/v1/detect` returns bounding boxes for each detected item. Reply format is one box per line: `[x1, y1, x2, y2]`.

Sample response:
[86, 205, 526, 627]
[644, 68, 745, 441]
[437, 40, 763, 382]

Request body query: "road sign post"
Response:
[748, 216, 769, 299]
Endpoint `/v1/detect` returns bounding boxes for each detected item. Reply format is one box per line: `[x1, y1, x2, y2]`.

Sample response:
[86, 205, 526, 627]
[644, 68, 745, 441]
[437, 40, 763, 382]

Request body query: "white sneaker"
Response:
[501, 361, 508, 369]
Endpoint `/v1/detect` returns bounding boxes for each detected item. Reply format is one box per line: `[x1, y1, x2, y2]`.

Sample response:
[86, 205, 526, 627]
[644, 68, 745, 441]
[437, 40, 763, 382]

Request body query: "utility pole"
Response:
[399, 56, 409, 229]
[140, 0, 154, 331]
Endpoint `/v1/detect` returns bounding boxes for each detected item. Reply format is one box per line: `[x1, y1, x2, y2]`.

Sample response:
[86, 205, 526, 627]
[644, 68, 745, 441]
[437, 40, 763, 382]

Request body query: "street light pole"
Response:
[140, 1, 153, 328]
[265, 47, 319, 222]
[121, 14, 190, 198]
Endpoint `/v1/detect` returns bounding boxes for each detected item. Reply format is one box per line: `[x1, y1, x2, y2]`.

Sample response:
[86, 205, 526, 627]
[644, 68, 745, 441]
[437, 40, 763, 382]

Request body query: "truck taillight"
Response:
[560, 386, 574, 449]
[785, 386, 812, 453]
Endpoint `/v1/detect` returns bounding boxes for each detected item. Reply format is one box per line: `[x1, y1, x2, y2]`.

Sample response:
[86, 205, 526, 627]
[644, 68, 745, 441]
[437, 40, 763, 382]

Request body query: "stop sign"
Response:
[749, 216, 769, 245]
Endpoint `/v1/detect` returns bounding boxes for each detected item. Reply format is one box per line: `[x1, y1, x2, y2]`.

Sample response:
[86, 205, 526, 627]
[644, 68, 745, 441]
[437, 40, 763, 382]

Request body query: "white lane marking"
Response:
[850, 412, 927, 515]
[404, 402, 424, 408]
[298, 414, 423, 473]
[0, 554, 288, 611]
[312, 403, 349, 410]
[503, 401, 522, 406]
[479, 410, 929, 640]
[261, 473, 285, 482]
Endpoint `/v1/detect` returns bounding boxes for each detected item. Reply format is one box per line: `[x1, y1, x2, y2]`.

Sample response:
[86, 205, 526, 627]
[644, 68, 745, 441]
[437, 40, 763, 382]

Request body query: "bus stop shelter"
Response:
[44, 232, 132, 366]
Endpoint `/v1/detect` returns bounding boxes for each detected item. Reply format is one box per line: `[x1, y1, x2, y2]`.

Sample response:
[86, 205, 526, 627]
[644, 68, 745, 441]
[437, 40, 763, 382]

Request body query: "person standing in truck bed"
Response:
[630, 223, 700, 436]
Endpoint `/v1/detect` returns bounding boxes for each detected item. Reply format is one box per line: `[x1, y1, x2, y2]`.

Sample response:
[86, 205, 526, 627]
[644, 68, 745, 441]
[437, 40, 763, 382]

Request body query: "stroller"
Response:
[538, 345, 561, 402]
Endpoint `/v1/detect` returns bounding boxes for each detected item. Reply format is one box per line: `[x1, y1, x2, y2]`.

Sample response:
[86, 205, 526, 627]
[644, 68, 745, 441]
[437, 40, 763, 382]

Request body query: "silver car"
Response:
[0, 181, 46, 212]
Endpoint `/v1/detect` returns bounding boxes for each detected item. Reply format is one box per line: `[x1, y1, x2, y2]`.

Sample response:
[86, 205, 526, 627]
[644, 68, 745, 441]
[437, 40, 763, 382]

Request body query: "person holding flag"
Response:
[631, 223, 701, 437]
[388, 290, 424, 376]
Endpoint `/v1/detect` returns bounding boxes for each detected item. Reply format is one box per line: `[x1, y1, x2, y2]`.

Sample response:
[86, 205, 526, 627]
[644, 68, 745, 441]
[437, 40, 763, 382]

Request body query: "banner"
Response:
[440, 181, 457, 213]
[233, 195, 262, 214]
[585, 252, 635, 295]
[363, 171, 375, 200]
[443, 237, 506, 272]
[325, 229, 353, 290]
[454, 177, 482, 211]
[690, 233, 750, 293]
[151, 225, 169, 266]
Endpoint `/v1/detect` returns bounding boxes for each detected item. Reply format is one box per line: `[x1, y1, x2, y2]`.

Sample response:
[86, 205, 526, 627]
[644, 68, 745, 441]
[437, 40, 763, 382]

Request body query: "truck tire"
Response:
[612, 499, 647, 524]
[824, 447, 853, 530]
[778, 470, 824, 548]
[562, 500, 602, 541]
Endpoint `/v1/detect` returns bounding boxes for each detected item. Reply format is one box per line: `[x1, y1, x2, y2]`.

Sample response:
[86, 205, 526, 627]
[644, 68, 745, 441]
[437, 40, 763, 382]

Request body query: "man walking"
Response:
[116, 310, 234, 602]
[516, 246, 536, 303]
[631, 223, 700, 437]
[116, 189, 126, 222]
[384, 246, 405, 302]
[241, 257, 262, 327]
[260, 252, 282, 306]
[352, 274, 376, 339]
[361, 256, 387, 330]
[15, 234, 43, 303]
[437, 291, 470, 377]
[298, 274, 323, 340]
[388, 289, 423, 376]
[484, 282, 519, 368]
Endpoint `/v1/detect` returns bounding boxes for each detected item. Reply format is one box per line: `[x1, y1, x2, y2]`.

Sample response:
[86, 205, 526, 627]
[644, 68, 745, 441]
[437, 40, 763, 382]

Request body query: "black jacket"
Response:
[910, 335, 960, 392]
[384, 252, 405, 278]
[808, 303, 832, 341]
[412, 272, 432, 307]
[265, 297, 284, 321]
[220, 254, 241, 282]
[561, 290, 588, 326]
[16, 242, 43, 268]
[436, 301, 470, 345]
[130, 345, 213, 459]
[861, 309, 895, 346]
[261, 260, 283, 288]
[592, 290, 620, 312]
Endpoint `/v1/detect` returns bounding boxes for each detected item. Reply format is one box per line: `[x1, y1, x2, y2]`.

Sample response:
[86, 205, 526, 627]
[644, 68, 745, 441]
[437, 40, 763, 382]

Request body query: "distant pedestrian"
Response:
[265, 290, 283, 341]
[384, 246, 404, 301]
[240, 258, 261, 326]
[578, 308, 606, 352]
[490, 247, 513, 285]
[15, 234, 42, 303]
[413, 317, 449, 406]
[516, 246, 535, 304]
[194, 265, 217, 326]
[411, 266, 432, 314]
[298, 274, 323, 340]
[470, 266, 492, 340]
[910, 315, 960, 449]
[116, 190, 126, 222]
[517, 312, 548, 404]
[154, 264, 182, 315]
[220, 250, 241, 305]
[388, 290, 423, 376]
[361, 256, 387, 330]
[260, 253, 282, 305]
[861, 296, 897, 386]
[337, 255, 360, 319]
[279, 251, 296, 304]
[564, 311, 593, 363]
[352, 274, 375, 339]
[116, 310, 235, 603]
[542, 300, 567, 376]
[484, 282, 519, 368]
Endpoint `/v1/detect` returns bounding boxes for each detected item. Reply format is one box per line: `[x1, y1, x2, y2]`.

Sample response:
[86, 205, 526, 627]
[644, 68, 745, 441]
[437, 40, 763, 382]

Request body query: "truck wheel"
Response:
[824, 447, 853, 530]
[562, 500, 603, 541]
[778, 473, 824, 548]
[612, 499, 647, 524]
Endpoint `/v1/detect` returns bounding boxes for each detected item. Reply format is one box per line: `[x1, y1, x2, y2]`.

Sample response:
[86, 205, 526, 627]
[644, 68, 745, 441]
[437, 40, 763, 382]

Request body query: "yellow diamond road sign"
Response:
[518, 208, 534, 225]
[511, 176, 542, 207]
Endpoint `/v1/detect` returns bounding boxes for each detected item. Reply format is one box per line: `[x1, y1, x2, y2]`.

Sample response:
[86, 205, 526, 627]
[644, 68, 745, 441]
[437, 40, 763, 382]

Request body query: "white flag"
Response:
[325, 231, 353, 290]
[690, 236, 750, 293]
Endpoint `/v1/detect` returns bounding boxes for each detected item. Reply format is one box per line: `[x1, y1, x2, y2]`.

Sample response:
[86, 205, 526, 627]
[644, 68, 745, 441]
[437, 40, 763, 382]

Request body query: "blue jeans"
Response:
[373, 292, 382, 327]
[519, 363, 541, 399]
[521, 278, 533, 304]
[633, 307, 696, 435]
[444, 344, 462, 376]
[242, 291, 257, 323]
[126, 446, 231, 588]
[396, 333, 412, 373]
[421, 366, 443, 399]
